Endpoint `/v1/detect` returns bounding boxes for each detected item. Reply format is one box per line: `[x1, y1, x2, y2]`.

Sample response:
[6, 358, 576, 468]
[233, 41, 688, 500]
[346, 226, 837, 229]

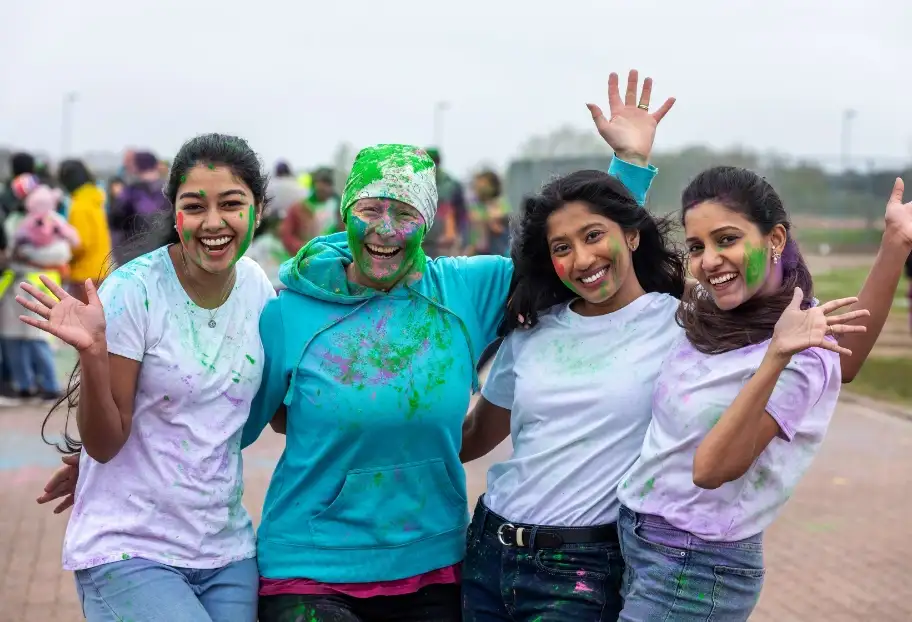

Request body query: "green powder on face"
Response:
[198, 189, 206, 197]
[232, 205, 256, 264]
[180, 175, 187, 183]
[208, 163, 215, 170]
[743, 242, 768, 287]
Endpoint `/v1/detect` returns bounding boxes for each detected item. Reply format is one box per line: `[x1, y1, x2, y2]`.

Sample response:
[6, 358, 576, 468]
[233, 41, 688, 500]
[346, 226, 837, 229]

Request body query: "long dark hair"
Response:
[503, 169, 685, 333]
[676, 166, 813, 354]
[57, 159, 95, 194]
[43, 133, 270, 454]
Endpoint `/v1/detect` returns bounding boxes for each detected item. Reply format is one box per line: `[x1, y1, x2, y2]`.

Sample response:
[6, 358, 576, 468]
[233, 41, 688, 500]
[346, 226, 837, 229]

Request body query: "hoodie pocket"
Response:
[310, 459, 468, 549]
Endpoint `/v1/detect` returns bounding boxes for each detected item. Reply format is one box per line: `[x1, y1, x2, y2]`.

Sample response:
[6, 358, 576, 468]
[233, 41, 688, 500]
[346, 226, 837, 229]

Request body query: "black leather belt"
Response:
[482, 512, 619, 549]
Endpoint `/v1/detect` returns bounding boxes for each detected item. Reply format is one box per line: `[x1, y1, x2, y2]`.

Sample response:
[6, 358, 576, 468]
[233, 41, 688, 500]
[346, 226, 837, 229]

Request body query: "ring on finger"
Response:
[637, 103, 649, 111]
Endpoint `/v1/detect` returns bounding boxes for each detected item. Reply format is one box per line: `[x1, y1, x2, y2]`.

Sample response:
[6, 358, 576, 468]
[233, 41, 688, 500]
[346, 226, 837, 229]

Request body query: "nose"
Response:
[202, 205, 223, 230]
[572, 244, 598, 273]
[374, 214, 396, 237]
[701, 246, 724, 272]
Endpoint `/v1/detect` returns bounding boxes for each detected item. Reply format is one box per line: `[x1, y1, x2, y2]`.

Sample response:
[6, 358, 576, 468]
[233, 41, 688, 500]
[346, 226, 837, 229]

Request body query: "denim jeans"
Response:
[5, 338, 59, 393]
[462, 498, 624, 621]
[258, 584, 461, 622]
[74, 556, 259, 621]
[617, 505, 765, 621]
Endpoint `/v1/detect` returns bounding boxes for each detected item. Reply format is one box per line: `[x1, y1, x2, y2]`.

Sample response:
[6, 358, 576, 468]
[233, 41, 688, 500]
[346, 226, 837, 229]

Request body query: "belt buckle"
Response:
[496, 522, 515, 547]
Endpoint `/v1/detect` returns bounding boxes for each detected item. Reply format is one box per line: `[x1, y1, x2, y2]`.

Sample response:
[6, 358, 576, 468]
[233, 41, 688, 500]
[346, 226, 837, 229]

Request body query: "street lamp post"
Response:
[840, 109, 856, 171]
[61, 92, 79, 156]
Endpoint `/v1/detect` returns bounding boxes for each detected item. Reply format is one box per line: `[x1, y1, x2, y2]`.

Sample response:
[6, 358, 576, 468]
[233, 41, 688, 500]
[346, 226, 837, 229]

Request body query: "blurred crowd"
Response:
[0, 147, 512, 406]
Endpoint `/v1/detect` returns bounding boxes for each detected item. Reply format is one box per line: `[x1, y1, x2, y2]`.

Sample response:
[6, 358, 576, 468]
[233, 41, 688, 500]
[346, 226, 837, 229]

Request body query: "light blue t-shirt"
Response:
[481, 292, 682, 527]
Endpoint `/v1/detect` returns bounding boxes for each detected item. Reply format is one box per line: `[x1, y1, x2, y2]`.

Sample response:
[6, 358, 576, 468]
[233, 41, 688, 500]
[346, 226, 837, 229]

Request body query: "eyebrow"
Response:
[548, 221, 604, 244]
[178, 189, 247, 200]
[685, 225, 742, 243]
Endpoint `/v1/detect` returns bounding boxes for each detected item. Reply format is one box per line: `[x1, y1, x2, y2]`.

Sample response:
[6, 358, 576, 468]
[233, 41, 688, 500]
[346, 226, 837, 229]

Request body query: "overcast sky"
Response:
[2, 0, 910, 176]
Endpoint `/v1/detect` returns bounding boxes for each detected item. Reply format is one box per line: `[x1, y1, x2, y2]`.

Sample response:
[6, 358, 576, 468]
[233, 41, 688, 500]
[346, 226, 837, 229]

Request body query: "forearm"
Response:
[839, 233, 911, 381]
[460, 410, 509, 463]
[693, 352, 787, 487]
[76, 347, 130, 462]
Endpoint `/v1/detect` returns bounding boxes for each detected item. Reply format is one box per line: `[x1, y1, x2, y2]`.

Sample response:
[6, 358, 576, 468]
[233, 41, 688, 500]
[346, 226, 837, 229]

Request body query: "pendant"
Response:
[208, 319, 217, 328]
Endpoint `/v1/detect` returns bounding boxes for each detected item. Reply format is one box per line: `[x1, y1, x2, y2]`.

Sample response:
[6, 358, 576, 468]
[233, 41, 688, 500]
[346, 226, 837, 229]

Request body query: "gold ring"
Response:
[637, 104, 649, 111]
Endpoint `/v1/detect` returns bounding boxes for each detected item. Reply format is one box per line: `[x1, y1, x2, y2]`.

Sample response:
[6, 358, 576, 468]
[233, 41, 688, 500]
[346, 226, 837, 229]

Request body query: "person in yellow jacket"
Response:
[58, 160, 113, 303]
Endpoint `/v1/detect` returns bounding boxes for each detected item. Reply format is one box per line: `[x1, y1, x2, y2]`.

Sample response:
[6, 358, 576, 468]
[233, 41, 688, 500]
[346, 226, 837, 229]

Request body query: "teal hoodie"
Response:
[242, 156, 656, 583]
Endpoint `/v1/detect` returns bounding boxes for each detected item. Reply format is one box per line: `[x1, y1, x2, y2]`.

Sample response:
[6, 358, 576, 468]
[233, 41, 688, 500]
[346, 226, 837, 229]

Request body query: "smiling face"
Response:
[174, 164, 259, 274]
[546, 201, 642, 314]
[346, 197, 426, 289]
[684, 200, 786, 310]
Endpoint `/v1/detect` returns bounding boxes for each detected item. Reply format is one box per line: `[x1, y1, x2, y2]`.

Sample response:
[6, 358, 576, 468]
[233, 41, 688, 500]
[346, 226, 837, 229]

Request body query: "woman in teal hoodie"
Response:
[243, 127, 660, 619]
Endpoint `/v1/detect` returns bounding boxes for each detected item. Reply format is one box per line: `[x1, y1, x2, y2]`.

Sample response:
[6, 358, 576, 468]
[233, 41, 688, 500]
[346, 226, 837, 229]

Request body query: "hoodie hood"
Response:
[279, 232, 382, 304]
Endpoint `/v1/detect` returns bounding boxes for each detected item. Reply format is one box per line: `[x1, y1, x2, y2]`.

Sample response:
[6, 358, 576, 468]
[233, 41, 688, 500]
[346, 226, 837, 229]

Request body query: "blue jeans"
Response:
[462, 498, 624, 621]
[617, 505, 765, 621]
[6, 338, 59, 393]
[74, 556, 259, 621]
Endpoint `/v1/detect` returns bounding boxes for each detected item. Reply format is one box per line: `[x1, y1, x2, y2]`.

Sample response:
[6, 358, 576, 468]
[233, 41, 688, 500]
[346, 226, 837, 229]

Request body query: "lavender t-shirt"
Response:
[62, 247, 275, 570]
[618, 335, 841, 542]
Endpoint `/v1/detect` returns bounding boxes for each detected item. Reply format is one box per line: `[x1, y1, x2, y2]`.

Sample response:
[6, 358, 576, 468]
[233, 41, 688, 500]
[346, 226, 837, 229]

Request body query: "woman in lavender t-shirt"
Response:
[615, 166, 880, 620]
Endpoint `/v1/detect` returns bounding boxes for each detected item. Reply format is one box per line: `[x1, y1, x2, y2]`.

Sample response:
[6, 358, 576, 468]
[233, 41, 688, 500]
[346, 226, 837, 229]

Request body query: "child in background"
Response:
[15, 184, 81, 272]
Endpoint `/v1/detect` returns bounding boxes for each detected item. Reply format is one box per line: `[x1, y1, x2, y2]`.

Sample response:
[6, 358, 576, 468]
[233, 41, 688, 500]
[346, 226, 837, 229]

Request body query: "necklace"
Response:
[179, 248, 235, 328]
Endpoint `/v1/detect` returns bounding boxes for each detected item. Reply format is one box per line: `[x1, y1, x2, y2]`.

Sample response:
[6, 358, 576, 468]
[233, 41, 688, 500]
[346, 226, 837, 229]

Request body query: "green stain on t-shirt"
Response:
[245, 355, 255, 364]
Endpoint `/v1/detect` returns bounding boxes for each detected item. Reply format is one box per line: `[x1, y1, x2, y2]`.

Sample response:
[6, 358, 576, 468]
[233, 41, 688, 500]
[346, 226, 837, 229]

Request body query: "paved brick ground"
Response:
[2, 396, 910, 621]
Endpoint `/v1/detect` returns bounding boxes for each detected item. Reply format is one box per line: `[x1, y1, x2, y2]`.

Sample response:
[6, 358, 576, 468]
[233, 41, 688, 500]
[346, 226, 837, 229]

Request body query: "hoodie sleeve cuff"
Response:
[607, 157, 658, 207]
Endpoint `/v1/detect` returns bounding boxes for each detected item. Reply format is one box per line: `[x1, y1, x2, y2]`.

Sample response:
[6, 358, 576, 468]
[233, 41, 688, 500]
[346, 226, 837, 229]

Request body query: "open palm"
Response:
[771, 288, 869, 358]
[16, 276, 106, 352]
[586, 70, 676, 163]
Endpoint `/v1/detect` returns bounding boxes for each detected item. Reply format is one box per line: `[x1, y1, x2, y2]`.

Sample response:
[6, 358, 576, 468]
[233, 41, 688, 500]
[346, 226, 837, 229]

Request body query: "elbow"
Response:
[82, 443, 121, 464]
[692, 455, 726, 490]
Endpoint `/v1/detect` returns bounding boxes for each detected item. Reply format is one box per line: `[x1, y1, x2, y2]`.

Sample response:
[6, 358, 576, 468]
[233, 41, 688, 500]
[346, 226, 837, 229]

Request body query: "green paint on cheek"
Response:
[180, 175, 187, 183]
[208, 163, 215, 170]
[744, 242, 768, 287]
[232, 205, 256, 263]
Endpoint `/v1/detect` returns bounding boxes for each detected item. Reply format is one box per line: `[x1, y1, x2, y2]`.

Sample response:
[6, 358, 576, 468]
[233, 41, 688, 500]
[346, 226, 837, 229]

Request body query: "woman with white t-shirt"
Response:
[16, 133, 275, 622]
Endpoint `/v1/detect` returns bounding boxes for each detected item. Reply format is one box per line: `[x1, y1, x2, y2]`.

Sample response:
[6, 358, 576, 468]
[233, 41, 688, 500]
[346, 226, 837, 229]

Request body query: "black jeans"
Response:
[258, 584, 461, 622]
[462, 499, 625, 621]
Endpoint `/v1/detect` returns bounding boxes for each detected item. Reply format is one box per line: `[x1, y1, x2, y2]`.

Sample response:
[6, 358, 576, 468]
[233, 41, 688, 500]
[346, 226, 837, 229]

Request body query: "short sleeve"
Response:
[97, 269, 149, 362]
[461, 254, 514, 348]
[480, 331, 518, 409]
[765, 347, 839, 441]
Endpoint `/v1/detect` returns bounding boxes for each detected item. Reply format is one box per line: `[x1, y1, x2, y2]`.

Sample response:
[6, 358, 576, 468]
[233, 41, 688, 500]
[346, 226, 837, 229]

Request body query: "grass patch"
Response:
[794, 227, 883, 251]
[812, 266, 906, 312]
[846, 357, 912, 406]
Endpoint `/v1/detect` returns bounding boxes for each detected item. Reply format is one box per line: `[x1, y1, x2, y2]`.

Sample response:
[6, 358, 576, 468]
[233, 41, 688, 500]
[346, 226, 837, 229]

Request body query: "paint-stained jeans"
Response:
[617, 505, 765, 621]
[462, 500, 624, 621]
[257, 584, 461, 622]
[74, 556, 258, 621]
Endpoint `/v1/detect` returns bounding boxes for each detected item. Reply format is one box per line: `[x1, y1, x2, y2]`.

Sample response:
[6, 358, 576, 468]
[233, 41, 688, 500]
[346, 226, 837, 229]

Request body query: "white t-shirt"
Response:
[62, 246, 276, 571]
[481, 292, 682, 527]
[617, 334, 841, 541]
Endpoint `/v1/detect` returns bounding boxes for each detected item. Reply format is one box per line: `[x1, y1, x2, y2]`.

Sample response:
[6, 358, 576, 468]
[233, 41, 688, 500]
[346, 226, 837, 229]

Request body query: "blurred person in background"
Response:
[108, 151, 170, 264]
[0, 174, 64, 403]
[424, 148, 464, 258]
[278, 166, 340, 256]
[59, 159, 113, 303]
[267, 161, 307, 221]
[466, 170, 511, 256]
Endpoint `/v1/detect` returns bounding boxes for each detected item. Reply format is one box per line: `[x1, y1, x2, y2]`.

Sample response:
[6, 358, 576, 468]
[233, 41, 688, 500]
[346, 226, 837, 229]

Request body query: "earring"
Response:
[772, 250, 781, 264]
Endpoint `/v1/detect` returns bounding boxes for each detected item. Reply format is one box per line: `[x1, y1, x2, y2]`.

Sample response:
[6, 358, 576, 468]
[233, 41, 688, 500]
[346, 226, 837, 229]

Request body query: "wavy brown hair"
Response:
[676, 166, 813, 355]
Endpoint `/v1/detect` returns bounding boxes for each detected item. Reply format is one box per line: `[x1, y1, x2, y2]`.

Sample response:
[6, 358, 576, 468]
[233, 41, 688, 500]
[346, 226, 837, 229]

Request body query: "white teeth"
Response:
[367, 244, 399, 254]
[201, 236, 232, 247]
[580, 268, 607, 284]
[709, 273, 737, 285]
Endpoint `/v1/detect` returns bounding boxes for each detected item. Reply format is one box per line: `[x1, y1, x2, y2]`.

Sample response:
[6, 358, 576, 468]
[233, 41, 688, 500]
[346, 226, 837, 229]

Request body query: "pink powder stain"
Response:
[575, 581, 593, 593]
[221, 391, 244, 407]
[576, 570, 586, 577]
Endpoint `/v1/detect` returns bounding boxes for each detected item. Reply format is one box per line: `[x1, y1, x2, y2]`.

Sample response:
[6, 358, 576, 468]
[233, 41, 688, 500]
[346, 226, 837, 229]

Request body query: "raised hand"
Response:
[587, 70, 675, 167]
[16, 276, 106, 353]
[771, 288, 870, 359]
[883, 178, 912, 249]
[37, 453, 79, 514]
